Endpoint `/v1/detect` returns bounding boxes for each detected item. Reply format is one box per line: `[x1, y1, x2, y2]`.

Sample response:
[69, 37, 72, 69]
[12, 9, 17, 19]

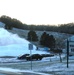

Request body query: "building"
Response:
[64, 36, 74, 55]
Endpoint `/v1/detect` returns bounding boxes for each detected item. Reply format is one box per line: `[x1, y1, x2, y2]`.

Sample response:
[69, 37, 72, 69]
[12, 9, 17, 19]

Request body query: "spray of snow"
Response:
[0, 28, 30, 46]
[0, 28, 48, 56]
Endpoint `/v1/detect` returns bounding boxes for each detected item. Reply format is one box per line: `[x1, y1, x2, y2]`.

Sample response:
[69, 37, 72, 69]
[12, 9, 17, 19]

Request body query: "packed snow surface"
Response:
[0, 28, 48, 56]
[0, 55, 73, 75]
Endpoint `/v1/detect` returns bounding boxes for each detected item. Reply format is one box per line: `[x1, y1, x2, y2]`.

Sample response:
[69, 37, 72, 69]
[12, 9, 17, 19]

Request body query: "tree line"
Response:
[0, 15, 74, 34]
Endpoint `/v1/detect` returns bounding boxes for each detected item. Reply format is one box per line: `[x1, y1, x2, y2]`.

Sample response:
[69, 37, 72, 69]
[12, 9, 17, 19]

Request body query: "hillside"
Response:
[8, 28, 73, 48]
[0, 22, 73, 48]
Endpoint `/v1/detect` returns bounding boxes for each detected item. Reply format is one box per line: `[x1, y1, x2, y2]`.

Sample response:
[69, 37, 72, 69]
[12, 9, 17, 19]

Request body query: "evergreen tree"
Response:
[27, 30, 38, 41]
[49, 35, 55, 48]
[40, 32, 47, 45]
[40, 32, 55, 48]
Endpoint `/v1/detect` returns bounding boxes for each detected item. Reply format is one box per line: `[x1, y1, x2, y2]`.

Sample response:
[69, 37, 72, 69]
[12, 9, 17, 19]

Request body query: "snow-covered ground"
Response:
[0, 54, 73, 75]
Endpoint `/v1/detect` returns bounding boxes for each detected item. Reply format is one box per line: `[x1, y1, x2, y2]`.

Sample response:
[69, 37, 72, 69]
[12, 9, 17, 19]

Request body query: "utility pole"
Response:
[28, 35, 33, 70]
[30, 35, 33, 70]
[67, 39, 69, 68]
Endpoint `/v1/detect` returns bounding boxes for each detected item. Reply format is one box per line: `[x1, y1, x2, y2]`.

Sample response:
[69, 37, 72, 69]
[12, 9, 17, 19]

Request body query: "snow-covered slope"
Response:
[0, 28, 48, 56]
